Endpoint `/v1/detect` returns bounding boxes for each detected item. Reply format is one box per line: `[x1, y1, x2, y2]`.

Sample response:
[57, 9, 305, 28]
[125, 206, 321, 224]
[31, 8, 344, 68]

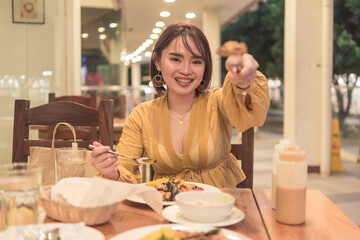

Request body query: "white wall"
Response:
[284, 0, 332, 172]
[0, 0, 67, 164]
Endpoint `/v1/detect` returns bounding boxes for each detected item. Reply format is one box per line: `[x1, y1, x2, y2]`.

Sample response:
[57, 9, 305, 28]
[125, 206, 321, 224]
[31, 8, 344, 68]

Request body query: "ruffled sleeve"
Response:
[221, 71, 270, 132]
[113, 105, 145, 183]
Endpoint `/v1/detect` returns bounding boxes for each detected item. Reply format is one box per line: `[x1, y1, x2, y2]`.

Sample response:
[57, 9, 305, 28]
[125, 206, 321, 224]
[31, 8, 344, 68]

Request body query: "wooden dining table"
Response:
[40, 188, 360, 240]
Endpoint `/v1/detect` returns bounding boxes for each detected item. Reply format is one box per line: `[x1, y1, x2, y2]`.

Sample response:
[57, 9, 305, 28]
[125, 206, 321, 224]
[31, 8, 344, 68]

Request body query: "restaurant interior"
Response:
[0, 0, 359, 239]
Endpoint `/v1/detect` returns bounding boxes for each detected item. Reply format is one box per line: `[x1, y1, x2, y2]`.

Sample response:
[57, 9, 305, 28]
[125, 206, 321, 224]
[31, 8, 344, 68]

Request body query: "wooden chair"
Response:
[232, 127, 254, 188]
[48, 92, 98, 141]
[142, 127, 255, 188]
[12, 99, 114, 163]
[99, 94, 126, 118]
[49, 92, 97, 109]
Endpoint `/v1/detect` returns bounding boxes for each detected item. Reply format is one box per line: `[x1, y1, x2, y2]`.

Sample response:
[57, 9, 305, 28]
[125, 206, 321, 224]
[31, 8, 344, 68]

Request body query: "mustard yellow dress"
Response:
[115, 71, 270, 188]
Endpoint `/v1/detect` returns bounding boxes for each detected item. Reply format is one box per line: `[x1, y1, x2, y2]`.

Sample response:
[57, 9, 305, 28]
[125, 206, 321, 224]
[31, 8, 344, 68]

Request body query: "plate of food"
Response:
[110, 224, 251, 240]
[126, 177, 221, 205]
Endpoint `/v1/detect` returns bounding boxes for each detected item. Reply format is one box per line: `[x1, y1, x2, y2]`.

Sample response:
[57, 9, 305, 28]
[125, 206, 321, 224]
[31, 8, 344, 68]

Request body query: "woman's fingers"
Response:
[98, 155, 118, 169]
[229, 53, 259, 88]
[92, 141, 103, 147]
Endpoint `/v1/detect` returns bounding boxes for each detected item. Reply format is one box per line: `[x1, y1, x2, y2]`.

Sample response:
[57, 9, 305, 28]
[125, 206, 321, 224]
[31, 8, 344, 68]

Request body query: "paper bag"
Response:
[29, 122, 97, 184]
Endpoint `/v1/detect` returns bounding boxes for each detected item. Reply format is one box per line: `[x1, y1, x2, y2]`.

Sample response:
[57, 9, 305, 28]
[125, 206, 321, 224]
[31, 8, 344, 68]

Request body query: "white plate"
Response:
[110, 224, 251, 240]
[126, 182, 221, 205]
[162, 205, 245, 227]
[0, 223, 104, 240]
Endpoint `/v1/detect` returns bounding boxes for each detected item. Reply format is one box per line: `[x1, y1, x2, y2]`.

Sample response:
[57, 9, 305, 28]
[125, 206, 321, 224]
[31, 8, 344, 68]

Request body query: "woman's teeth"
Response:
[175, 78, 192, 84]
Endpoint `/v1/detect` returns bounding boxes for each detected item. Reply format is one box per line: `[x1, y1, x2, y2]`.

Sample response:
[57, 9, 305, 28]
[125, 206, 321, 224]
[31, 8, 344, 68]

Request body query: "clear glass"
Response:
[55, 148, 87, 182]
[0, 163, 42, 230]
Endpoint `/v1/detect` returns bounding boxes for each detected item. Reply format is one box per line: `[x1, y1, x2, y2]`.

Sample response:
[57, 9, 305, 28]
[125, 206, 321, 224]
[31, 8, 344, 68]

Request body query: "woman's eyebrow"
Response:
[168, 52, 203, 59]
[169, 52, 183, 57]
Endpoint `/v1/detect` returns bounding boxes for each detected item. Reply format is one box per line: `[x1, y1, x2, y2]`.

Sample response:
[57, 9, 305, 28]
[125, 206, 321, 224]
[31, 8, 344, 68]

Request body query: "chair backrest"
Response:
[12, 99, 114, 163]
[231, 127, 254, 188]
[49, 92, 97, 109]
[142, 127, 255, 188]
[48, 92, 99, 141]
[99, 94, 126, 118]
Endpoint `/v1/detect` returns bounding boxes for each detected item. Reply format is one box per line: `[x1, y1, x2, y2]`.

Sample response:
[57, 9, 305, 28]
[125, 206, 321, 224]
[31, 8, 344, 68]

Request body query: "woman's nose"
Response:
[179, 62, 193, 75]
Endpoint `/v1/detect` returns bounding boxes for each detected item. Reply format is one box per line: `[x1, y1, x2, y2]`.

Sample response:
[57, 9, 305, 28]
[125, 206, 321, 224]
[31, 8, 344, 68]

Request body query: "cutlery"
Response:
[89, 145, 157, 164]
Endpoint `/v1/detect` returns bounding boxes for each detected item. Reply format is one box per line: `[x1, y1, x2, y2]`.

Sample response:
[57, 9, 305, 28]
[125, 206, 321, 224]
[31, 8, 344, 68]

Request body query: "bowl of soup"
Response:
[175, 191, 235, 222]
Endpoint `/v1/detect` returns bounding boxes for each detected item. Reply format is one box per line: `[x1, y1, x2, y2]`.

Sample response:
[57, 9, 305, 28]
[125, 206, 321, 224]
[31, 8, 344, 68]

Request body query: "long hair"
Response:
[150, 22, 212, 96]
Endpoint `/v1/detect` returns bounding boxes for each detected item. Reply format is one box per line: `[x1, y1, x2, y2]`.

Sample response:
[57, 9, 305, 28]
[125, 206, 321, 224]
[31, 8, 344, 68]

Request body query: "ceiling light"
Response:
[164, 0, 175, 2]
[81, 33, 89, 39]
[42, 71, 53, 76]
[138, 46, 146, 52]
[150, 34, 159, 39]
[99, 34, 107, 40]
[185, 12, 196, 19]
[156, 21, 165, 27]
[152, 28, 161, 34]
[146, 39, 154, 44]
[145, 51, 152, 57]
[98, 27, 105, 32]
[109, 23, 118, 28]
[160, 11, 170, 17]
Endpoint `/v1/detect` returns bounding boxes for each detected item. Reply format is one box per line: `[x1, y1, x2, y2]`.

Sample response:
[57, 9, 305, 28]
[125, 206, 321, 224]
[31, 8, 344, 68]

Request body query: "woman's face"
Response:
[154, 36, 205, 98]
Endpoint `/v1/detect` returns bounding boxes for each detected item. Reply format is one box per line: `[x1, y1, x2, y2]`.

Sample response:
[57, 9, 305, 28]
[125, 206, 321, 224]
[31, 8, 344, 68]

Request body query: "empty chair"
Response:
[12, 99, 114, 163]
[48, 92, 98, 141]
[99, 94, 126, 118]
[231, 127, 254, 188]
[49, 92, 97, 109]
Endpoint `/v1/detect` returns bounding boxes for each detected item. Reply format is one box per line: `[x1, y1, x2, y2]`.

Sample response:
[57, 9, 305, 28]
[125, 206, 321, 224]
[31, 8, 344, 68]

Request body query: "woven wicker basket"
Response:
[40, 185, 119, 225]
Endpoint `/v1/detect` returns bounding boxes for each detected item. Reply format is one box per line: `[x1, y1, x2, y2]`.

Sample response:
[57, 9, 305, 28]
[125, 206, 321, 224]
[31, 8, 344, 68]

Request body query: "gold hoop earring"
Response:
[152, 73, 164, 88]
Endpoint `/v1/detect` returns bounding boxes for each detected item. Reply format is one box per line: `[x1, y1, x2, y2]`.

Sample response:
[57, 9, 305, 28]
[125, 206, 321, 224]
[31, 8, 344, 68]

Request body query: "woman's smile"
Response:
[175, 77, 193, 84]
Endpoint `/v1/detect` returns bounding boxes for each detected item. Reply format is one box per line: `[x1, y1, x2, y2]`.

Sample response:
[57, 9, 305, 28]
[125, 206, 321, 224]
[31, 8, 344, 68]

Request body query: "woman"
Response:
[91, 22, 269, 188]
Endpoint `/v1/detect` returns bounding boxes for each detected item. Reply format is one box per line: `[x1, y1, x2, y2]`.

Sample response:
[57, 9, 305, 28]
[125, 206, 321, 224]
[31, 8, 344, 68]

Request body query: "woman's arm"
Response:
[221, 69, 270, 132]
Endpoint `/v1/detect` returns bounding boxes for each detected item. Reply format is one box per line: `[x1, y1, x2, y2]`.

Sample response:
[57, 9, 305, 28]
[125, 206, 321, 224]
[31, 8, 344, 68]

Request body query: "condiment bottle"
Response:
[271, 138, 290, 209]
[275, 144, 307, 225]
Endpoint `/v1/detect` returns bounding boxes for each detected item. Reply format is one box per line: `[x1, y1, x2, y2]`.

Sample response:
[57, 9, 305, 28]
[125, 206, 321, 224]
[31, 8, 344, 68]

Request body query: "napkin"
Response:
[51, 177, 163, 214]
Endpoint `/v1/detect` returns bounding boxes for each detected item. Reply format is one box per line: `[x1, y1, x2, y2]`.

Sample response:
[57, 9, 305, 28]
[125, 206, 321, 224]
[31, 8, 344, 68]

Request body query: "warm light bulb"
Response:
[185, 12, 196, 19]
[150, 34, 159, 39]
[109, 23, 118, 28]
[156, 21, 165, 27]
[152, 28, 161, 34]
[160, 11, 170, 17]
[81, 33, 89, 39]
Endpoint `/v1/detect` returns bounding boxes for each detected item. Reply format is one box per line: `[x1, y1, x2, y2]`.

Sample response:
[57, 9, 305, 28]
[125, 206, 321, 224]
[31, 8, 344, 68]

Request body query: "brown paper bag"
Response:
[29, 122, 97, 184]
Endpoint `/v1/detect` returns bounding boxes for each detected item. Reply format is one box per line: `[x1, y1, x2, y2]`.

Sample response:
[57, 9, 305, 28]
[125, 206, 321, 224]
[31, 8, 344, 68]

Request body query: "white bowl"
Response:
[175, 191, 235, 223]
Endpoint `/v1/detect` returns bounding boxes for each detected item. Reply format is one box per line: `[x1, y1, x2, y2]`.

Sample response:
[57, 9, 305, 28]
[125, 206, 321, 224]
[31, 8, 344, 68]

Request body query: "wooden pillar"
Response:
[202, 7, 221, 88]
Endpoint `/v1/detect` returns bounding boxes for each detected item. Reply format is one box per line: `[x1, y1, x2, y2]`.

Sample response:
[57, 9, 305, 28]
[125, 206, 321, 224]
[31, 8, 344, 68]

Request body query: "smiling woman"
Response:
[90, 22, 270, 188]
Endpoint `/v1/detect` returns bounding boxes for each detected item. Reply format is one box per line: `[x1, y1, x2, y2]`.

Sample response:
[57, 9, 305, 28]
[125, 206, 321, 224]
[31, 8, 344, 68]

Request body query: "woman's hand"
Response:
[225, 53, 259, 89]
[90, 141, 119, 180]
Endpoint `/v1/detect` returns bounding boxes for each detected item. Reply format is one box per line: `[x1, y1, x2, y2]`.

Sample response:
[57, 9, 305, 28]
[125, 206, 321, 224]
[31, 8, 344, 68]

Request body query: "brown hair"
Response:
[150, 22, 212, 96]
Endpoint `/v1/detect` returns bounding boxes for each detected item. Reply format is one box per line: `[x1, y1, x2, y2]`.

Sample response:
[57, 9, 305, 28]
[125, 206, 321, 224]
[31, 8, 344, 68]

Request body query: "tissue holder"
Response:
[40, 185, 119, 225]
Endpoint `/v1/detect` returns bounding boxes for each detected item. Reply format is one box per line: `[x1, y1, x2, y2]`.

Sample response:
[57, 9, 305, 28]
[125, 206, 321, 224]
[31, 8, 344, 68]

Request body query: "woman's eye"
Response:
[193, 60, 203, 64]
[170, 58, 180, 62]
